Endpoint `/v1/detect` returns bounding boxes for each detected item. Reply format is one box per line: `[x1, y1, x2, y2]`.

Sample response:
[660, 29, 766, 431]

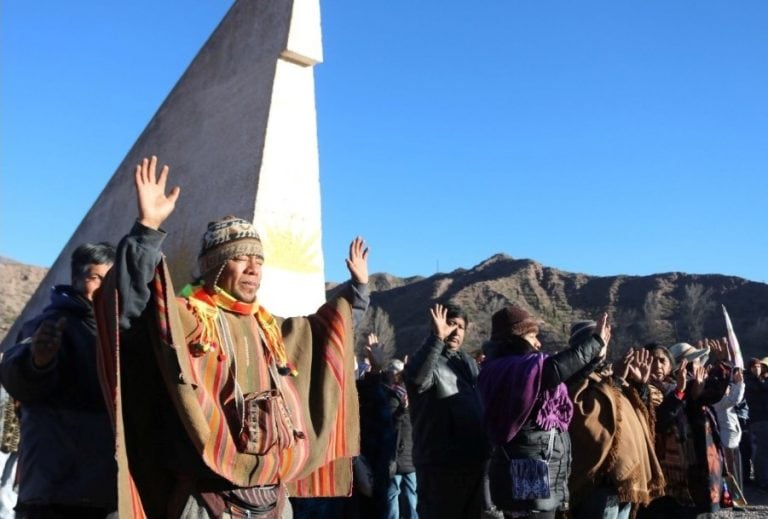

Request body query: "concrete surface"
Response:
[2, 0, 328, 350]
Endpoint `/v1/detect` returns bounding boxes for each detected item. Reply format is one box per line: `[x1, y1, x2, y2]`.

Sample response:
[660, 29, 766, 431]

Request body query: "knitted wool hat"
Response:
[491, 305, 540, 342]
[198, 216, 264, 276]
[568, 320, 596, 347]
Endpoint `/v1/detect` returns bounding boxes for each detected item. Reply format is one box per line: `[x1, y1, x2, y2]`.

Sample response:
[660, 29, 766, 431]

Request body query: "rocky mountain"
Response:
[345, 254, 768, 362]
[0, 257, 48, 342]
[3, 255, 767, 364]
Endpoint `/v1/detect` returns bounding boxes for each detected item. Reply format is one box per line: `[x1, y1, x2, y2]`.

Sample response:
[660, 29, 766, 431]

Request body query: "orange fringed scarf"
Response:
[181, 283, 298, 376]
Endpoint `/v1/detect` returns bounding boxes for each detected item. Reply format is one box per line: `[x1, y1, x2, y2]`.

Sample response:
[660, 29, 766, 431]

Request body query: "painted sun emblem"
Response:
[261, 226, 322, 274]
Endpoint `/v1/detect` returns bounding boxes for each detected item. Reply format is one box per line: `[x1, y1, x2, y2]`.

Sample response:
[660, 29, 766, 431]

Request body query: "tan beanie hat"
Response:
[198, 216, 263, 276]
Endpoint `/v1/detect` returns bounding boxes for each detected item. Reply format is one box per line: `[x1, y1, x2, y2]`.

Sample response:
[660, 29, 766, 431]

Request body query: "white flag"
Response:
[722, 305, 744, 369]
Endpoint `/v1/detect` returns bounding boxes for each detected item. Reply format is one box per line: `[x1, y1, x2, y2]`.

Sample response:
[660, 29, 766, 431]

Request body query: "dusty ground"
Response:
[720, 485, 768, 518]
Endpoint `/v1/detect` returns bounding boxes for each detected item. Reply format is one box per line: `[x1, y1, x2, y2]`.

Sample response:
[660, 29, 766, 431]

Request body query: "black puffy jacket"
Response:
[385, 383, 415, 474]
[0, 286, 117, 509]
[745, 372, 768, 424]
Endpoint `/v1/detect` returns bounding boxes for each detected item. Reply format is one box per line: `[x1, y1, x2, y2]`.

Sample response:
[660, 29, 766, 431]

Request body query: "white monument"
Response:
[3, 0, 327, 350]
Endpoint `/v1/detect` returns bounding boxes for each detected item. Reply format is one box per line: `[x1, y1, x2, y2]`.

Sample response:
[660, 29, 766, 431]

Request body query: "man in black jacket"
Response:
[0, 243, 117, 518]
[403, 303, 490, 519]
[745, 357, 768, 490]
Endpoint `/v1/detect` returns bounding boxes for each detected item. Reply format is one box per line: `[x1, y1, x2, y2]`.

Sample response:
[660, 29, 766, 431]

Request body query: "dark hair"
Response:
[71, 242, 116, 283]
[644, 342, 675, 363]
[443, 302, 469, 325]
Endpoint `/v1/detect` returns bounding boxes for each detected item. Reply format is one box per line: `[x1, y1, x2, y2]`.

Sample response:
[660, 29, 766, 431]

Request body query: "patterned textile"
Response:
[534, 384, 573, 433]
[95, 260, 360, 518]
[509, 457, 551, 500]
[690, 407, 723, 512]
[657, 415, 694, 504]
[181, 283, 296, 375]
[655, 395, 723, 512]
[197, 216, 263, 275]
[0, 396, 19, 454]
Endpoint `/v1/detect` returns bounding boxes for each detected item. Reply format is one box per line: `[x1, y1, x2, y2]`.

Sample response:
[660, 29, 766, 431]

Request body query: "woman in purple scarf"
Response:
[478, 306, 610, 519]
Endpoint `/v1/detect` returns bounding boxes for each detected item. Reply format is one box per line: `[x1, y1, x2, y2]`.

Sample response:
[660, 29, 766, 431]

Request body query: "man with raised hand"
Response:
[98, 156, 369, 518]
[403, 303, 490, 519]
[1, 242, 117, 518]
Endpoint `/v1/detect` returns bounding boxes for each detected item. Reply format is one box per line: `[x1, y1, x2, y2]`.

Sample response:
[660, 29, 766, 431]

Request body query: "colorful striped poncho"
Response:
[95, 260, 360, 518]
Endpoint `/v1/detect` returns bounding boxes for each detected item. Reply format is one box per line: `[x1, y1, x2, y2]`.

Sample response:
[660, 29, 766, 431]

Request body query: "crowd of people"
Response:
[0, 155, 766, 519]
[352, 306, 768, 519]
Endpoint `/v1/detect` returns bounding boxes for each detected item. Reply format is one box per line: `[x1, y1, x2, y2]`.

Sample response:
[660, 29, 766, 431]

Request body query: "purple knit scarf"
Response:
[534, 383, 573, 432]
[478, 353, 573, 444]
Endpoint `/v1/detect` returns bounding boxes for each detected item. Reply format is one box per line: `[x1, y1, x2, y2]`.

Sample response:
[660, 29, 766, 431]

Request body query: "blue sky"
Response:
[2, 1, 766, 283]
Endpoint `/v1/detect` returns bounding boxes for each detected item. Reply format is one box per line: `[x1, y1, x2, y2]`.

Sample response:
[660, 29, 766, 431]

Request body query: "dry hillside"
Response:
[343, 254, 768, 362]
[3, 255, 766, 364]
[0, 257, 48, 342]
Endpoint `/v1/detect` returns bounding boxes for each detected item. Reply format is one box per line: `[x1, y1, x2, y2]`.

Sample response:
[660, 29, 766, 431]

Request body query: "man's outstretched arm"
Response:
[134, 155, 180, 231]
[115, 156, 180, 330]
[344, 236, 370, 329]
[403, 304, 456, 393]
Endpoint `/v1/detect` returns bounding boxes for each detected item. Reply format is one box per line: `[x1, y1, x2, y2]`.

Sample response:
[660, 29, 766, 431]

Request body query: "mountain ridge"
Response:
[2, 256, 766, 362]
[343, 255, 768, 362]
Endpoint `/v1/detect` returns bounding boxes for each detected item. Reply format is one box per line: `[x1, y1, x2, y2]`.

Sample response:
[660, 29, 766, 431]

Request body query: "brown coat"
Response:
[569, 372, 665, 505]
[96, 261, 360, 518]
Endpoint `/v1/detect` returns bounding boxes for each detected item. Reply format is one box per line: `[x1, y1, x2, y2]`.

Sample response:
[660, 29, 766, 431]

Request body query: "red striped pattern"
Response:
[94, 277, 150, 518]
[152, 272, 171, 343]
[291, 458, 354, 497]
[311, 304, 349, 460]
[162, 286, 314, 485]
[94, 288, 118, 428]
[278, 376, 310, 481]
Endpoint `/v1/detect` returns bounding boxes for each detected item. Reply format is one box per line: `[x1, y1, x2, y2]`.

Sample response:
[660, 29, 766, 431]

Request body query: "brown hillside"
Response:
[341, 254, 768, 362]
[0, 258, 49, 342]
[3, 255, 766, 363]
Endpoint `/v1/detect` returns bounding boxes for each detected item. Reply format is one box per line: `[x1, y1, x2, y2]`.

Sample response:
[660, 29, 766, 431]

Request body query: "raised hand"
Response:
[31, 317, 67, 368]
[706, 337, 732, 363]
[618, 348, 634, 381]
[135, 156, 181, 230]
[633, 348, 653, 383]
[690, 364, 707, 400]
[675, 359, 688, 394]
[429, 304, 457, 341]
[345, 237, 369, 284]
[365, 332, 386, 372]
[594, 313, 611, 358]
[720, 337, 735, 363]
[706, 338, 723, 361]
